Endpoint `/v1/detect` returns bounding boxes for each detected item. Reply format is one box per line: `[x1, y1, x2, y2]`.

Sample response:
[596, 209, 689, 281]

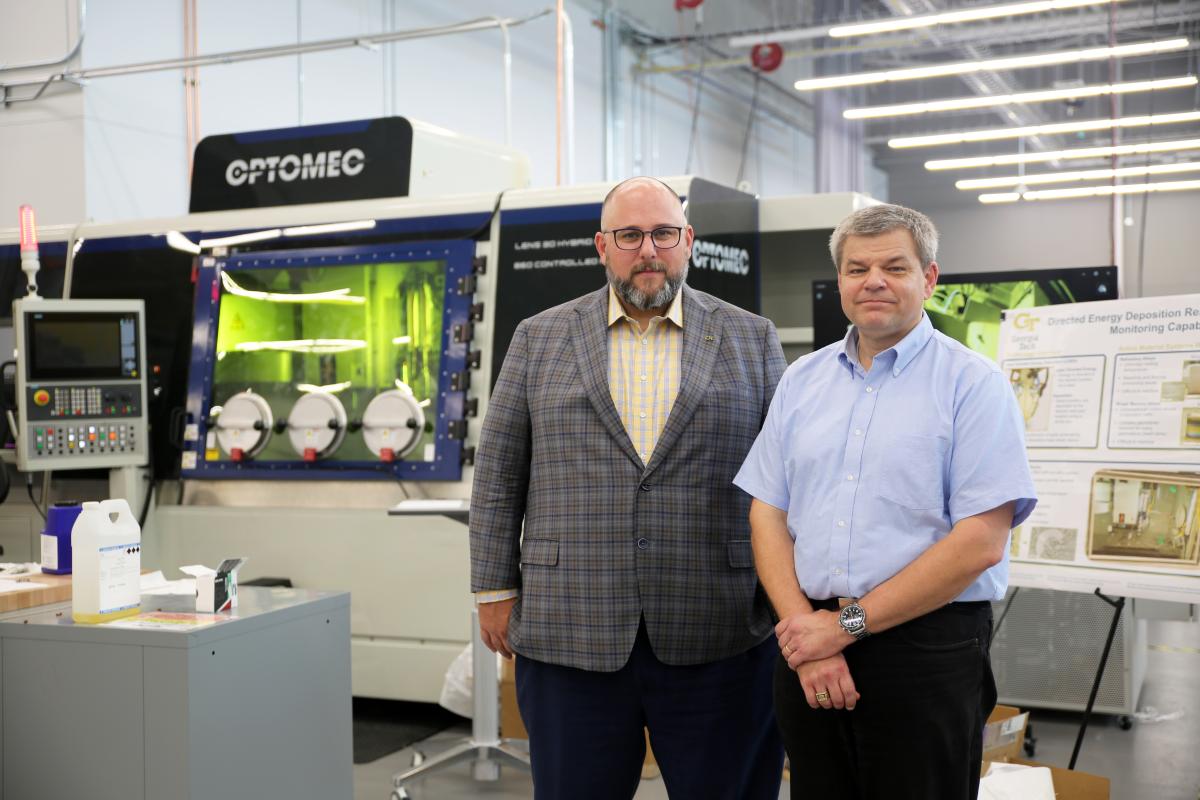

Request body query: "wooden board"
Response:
[0, 573, 73, 613]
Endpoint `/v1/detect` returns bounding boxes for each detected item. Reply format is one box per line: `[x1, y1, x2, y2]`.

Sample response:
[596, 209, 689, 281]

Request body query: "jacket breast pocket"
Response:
[727, 539, 755, 569]
[520, 538, 559, 566]
[878, 434, 947, 510]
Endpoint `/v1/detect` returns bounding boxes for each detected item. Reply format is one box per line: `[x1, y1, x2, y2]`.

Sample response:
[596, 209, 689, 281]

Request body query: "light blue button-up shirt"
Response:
[734, 314, 1036, 602]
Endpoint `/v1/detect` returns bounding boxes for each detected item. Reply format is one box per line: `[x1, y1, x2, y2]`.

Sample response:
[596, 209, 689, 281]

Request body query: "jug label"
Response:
[41, 534, 58, 570]
[98, 542, 141, 614]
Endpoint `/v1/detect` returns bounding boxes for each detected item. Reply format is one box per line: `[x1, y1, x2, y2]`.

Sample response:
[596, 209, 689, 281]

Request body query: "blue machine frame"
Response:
[182, 240, 476, 481]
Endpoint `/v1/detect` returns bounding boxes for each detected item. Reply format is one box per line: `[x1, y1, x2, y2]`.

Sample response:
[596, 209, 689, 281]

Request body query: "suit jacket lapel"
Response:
[645, 288, 718, 475]
[572, 288, 641, 466]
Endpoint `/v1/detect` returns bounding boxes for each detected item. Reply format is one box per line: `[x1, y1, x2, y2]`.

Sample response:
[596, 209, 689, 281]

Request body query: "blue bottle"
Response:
[41, 501, 83, 575]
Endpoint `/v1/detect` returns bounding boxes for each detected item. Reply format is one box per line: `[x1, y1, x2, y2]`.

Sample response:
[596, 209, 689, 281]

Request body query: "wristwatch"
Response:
[838, 603, 869, 641]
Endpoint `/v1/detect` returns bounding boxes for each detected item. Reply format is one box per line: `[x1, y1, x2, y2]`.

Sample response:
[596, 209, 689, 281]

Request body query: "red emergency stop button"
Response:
[33, 389, 50, 406]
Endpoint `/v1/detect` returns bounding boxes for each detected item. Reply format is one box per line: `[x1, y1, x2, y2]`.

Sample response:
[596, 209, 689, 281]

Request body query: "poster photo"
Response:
[999, 293, 1200, 603]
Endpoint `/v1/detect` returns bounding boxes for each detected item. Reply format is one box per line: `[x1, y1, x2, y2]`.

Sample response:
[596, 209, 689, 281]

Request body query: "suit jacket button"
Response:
[637, 538, 650, 550]
[639, 483, 651, 492]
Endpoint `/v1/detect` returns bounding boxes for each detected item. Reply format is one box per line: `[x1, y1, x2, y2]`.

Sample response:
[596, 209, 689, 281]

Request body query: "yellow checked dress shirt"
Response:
[476, 286, 684, 605]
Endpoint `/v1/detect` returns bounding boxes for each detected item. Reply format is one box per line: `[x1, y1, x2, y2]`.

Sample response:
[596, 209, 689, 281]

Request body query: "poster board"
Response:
[998, 294, 1200, 604]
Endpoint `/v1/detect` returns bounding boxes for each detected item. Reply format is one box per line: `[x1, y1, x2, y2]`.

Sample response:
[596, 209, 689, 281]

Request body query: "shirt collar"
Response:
[837, 312, 934, 376]
[607, 284, 685, 329]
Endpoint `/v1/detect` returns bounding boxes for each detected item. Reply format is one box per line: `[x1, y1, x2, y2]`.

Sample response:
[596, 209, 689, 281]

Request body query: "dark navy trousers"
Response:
[515, 621, 784, 800]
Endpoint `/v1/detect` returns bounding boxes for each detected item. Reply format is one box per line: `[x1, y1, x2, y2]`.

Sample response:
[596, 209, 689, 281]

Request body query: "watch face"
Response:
[840, 605, 866, 631]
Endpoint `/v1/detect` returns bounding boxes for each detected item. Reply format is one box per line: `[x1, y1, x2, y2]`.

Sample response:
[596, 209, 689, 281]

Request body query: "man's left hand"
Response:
[777, 610, 850, 669]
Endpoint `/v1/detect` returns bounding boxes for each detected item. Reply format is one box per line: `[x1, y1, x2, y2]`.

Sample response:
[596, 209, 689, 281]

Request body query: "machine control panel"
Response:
[25, 383, 143, 420]
[14, 299, 149, 471]
[27, 422, 140, 458]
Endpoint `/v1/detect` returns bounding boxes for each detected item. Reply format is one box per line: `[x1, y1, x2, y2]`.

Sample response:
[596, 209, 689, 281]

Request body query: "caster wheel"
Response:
[1117, 715, 1133, 731]
[392, 788, 412, 800]
[411, 750, 426, 768]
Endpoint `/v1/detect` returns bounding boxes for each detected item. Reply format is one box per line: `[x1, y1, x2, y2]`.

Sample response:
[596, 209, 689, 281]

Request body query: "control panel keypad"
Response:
[31, 423, 139, 457]
[27, 383, 141, 421]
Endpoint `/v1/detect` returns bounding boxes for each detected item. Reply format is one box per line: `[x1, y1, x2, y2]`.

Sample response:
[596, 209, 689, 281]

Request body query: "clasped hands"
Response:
[776, 610, 860, 711]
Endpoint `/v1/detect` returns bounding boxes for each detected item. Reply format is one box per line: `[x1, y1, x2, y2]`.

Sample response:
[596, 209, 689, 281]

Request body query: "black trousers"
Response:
[516, 620, 784, 800]
[774, 600, 996, 800]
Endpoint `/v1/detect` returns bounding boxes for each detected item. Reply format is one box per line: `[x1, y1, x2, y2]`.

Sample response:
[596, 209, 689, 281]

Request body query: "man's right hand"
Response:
[479, 596, 516, 659]
[797, 654, 859, 711]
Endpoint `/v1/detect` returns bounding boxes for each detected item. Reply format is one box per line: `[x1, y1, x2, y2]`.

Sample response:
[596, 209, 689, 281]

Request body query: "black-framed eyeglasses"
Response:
[603, 226, 683, 251]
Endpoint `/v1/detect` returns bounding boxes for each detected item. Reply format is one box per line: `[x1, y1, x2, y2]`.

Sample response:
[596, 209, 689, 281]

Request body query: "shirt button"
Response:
[641, 338, 648, 345]
[639, 411, 646, 419]
[832, 567, 842, 576]
[640, 374, 648, 382]
[854, 429, 862, 436]
[846, 474, 855, 481]
[893, 369, 900, 377]
[837, 520, 846, 527]
[865, 387, 874, 393]
[637, 538, 650, 550]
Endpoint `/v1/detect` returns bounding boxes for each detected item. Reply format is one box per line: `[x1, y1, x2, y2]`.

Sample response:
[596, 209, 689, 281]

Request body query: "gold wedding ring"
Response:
[815, 691, 830, 702]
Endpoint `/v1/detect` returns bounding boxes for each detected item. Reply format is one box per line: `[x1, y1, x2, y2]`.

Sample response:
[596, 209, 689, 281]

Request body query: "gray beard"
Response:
[605, 260, 688, 311]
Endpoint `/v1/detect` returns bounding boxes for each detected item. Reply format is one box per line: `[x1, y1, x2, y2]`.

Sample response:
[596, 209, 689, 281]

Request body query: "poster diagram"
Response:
[999, 294, 1200, 603]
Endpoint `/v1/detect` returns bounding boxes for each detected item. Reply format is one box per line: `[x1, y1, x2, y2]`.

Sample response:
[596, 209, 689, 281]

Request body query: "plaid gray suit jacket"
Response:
[470, 285, 787, 671]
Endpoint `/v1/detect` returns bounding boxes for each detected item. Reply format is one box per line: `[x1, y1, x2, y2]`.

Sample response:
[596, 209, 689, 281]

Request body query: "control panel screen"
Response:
[26, 312, 139, 380]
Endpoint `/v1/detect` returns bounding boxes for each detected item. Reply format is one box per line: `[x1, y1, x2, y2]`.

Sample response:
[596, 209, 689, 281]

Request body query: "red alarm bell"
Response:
[750, 43, 784, 72]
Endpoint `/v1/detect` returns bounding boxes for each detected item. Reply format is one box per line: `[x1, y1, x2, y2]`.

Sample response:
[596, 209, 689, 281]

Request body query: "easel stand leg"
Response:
[1068, 589, 1125, 771]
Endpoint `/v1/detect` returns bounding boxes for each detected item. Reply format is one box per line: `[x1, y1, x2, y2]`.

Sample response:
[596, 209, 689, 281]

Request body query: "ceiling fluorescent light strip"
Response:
[889, 110, 1200, 149]
[956, 161, 1200, 189]
[829, 0, 1119, 38]
[794, 37, 1188, 91]
[926, 138, 1200, 170]
[844, 76, 1196, 120]
[979, 178, 1200, 202]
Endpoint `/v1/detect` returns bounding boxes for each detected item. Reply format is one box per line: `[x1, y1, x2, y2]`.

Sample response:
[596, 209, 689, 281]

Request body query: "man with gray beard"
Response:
[470, 176, 787, 798]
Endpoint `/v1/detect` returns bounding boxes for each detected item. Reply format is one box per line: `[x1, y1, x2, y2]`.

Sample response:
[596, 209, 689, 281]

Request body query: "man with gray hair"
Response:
[471, 176, 786, 798]
[735, 203, 1037, 799]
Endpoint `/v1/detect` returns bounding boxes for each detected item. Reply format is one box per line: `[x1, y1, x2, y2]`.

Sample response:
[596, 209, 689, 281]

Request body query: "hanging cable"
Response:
[682, 9, 705, 175]
[26, 475, 46, 521]
[735, 72, 762, 187]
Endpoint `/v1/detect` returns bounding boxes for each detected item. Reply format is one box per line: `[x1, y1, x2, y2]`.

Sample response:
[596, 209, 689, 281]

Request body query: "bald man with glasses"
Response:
[470, 177, 787, 798]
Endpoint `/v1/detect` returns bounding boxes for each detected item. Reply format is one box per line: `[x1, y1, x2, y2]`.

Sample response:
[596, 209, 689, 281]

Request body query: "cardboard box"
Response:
[982, 706, 1110, 800]
[1015, 759, 1109, 800]
[982, 759, 1110, 800]
[179, 558, 246, 613]
[982, 705, 1030, 764]
[500, 657, 658, 772]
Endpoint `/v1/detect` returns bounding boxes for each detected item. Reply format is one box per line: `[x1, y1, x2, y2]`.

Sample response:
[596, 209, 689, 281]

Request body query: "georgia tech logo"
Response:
[225, 148, 366, 187]
[1013, 312, 1041, 331]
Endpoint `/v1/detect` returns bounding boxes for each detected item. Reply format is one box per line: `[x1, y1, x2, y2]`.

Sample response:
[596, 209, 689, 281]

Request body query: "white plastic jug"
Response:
[71, 498, 141, 624]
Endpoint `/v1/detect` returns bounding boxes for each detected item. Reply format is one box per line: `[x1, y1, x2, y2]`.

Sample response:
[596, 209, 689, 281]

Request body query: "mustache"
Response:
[633, 263, 668, 274]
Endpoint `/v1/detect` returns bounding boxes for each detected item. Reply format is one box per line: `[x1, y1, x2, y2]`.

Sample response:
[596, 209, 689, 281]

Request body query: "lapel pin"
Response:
[704, 335, 715, 343]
